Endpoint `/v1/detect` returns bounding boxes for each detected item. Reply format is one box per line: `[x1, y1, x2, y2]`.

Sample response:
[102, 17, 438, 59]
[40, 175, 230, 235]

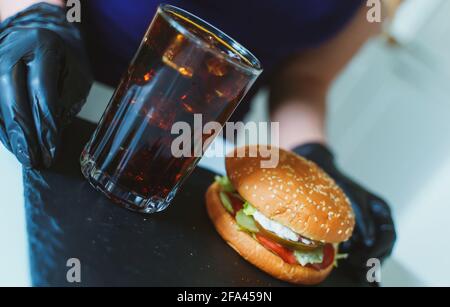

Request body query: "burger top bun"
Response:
[226, 146, 355, 243]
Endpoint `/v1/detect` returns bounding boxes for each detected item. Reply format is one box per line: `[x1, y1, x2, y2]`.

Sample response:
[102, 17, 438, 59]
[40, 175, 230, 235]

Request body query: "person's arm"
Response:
[0, 0, 63, 20]
[271, 5, 397, 280]
[270, 4, 382, 149]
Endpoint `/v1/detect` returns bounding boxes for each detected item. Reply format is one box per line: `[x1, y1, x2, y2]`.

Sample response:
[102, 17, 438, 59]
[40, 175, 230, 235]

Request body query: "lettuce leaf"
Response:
[243, 202, 257, 216]
[219, 192, 234, 214]
[236, 210, 259, 233]
[294, 248, 324, 266]
[215, 176, 235, 192]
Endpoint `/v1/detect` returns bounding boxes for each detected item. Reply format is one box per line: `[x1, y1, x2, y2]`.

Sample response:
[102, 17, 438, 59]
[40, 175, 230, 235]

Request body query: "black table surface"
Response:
[23, 119, 367, 286]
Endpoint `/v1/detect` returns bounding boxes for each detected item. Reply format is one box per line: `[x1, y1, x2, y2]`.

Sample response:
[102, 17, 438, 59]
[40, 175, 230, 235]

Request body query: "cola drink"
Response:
[81, 5, 262, 213]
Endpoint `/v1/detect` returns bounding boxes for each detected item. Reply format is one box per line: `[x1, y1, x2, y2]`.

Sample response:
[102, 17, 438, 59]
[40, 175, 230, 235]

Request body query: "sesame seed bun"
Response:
[225, 146, 355, 243]
[206, 182, 334, 285]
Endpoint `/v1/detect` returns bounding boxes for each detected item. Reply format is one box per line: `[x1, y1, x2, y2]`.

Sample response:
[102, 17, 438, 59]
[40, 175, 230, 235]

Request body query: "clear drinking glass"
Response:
[80, 4, 262, 214]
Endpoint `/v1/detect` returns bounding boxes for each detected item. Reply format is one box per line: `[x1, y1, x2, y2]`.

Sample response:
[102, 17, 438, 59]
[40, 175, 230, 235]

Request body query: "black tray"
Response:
[23, 119, 367, 286]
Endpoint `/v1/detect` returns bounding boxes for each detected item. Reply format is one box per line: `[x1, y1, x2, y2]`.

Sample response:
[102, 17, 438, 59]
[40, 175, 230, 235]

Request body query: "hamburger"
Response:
[205, 146, 355, 285]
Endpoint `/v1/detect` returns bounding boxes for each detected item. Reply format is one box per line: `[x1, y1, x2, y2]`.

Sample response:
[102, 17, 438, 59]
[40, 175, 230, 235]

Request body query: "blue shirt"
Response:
[83, 0, 363, 117]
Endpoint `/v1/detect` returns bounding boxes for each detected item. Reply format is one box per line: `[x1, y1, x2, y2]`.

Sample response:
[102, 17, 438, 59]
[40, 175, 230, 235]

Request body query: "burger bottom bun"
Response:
[206, 183, 334, 285]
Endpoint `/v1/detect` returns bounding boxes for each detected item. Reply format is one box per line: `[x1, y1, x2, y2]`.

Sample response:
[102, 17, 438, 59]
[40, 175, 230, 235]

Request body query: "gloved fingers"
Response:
[369, 199, 397, 259]
[0, 61, 40, 167]
[27, 48, 63, 168]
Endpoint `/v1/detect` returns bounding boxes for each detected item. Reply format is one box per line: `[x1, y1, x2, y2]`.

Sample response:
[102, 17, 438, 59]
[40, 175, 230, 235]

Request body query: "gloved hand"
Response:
[293, 143, 396, 283]
[0, 3, 92, 168]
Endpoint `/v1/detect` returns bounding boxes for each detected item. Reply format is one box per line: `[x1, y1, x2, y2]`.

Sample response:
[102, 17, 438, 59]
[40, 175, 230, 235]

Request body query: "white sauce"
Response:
[253, 211, 300, 242]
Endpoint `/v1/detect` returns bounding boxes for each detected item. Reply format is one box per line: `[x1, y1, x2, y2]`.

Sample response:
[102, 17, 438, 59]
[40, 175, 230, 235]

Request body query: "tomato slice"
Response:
[255, 234, 298, 265]
[256, 234, 335, 270]
[225, 193, 335, 270]
[226, 192, 244, 216]
[307, 244, 335, 271]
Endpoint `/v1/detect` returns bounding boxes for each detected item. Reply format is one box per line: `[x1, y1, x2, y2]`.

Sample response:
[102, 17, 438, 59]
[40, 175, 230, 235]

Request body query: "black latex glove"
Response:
[293, 143, 396, 282]
[0, 3, 92, 168]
